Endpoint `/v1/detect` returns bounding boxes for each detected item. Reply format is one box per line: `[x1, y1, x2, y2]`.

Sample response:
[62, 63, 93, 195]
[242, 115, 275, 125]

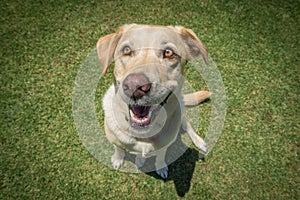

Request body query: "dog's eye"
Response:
[122, 46, 132, 55]
[163, 48, 174, 58]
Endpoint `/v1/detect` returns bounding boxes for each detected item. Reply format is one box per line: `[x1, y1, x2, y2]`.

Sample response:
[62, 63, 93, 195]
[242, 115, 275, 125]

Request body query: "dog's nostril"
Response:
[132, 83, 151, 99]
[122, 73, 151, 99]
[139, 83, 151, 93]
[123, 83, 129, 91]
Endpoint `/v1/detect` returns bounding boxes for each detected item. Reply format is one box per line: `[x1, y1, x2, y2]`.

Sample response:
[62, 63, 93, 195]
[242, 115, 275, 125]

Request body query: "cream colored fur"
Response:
[98, 24, 210, 178]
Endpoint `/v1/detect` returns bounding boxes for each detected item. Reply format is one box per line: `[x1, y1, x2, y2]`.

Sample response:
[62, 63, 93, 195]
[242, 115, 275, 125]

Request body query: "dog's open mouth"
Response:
[128, 92, 172, 128]
[129, 105, 158, 128]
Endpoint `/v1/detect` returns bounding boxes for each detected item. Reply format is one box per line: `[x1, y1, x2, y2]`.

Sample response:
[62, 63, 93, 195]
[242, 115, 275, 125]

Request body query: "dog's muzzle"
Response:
[128, 92, 172, 128]
[119, 72, 173, 128]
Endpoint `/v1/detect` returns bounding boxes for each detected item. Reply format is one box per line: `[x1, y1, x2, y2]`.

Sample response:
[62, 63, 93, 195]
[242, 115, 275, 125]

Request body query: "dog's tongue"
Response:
[131, 106, 151, 118]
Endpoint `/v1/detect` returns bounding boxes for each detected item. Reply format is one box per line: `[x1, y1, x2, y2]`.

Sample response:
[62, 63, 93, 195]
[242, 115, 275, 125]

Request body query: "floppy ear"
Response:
[96, 31, 122, 76]
[171, 26, 208, 64]
[97, 24, 137, 75]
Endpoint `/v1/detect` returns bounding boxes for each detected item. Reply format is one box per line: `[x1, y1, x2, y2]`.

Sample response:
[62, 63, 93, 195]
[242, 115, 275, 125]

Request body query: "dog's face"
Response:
[98, 24, 208, 135]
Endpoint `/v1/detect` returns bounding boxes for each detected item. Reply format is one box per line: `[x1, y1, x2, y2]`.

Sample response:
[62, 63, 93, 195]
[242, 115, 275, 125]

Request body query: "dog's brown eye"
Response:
[122, 46, 132, 55]
[163, 48, 174, 58]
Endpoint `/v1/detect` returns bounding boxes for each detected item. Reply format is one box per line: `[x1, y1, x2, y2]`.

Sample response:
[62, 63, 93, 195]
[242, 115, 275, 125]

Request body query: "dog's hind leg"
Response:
[182, 118, 207, 153]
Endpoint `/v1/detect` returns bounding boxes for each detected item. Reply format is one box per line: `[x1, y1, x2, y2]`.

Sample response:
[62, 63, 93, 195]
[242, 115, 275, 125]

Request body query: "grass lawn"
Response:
[1, 0, 299, 199]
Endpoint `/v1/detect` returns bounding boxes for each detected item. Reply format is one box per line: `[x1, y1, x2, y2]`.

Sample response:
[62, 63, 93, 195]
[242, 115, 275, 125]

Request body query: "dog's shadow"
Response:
[124, 134, 204, 197]
[148, 148, 203, 197]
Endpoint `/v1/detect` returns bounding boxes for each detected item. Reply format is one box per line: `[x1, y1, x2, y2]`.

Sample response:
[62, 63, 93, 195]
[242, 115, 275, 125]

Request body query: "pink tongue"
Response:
[131, 106, 150, 118]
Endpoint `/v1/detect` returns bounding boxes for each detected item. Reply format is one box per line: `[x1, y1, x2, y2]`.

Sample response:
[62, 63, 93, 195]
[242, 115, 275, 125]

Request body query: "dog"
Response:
[97, 24, 210, 178]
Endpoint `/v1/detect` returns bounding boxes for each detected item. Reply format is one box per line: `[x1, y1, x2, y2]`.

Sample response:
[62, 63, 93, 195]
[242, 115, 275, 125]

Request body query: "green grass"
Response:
[1, 0, 299, 199]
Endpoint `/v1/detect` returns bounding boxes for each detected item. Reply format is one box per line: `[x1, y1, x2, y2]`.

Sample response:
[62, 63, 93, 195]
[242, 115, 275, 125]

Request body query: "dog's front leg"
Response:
[155, 148, 168, 179]
[111, 145, 125, 170]
[132, 142, 154, 168]
[135, 155, 146, 169]
[182, 118, 207, 153]
[133, 142, 155, 157]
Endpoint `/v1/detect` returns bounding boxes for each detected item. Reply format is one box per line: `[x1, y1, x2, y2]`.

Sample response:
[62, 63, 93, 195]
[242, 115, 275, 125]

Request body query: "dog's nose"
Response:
[122, 73, 151, 100]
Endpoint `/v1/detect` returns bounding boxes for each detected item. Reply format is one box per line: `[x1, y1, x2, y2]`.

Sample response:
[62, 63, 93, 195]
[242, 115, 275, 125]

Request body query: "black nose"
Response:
[122, 73, 151, 100]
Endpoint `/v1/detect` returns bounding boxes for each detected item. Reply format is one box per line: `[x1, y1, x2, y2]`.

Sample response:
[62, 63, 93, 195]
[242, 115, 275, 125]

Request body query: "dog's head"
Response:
[97, 24, 208, 132]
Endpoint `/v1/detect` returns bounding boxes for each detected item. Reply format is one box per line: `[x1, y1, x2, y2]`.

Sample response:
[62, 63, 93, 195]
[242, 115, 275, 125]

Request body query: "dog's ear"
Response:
[170, 26, 208, 64]
[97, 32, 121, 76]
[97, 24, 138, 76]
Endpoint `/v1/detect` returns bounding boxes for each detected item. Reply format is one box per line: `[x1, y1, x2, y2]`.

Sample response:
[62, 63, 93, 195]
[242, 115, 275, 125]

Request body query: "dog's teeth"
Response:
[129, 105, 159, 127]
[129, 109, 134, 118]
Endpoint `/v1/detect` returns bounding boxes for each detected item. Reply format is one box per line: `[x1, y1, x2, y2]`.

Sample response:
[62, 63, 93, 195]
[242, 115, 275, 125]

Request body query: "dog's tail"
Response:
[183, 91, 211, 107]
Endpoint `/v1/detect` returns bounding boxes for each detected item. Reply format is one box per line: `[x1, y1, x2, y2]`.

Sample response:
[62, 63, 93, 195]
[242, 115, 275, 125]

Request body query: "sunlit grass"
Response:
[1, 0, 299, 199]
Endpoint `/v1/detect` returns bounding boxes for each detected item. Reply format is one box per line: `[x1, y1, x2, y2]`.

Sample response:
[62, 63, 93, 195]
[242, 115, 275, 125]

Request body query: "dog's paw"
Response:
[111, 154, 124, 170]
[189, 132, 207, 153]
[156, 166, 168, 179]
[195, 136, 207, 153]
[141, 144, 155, 157]
[182, 120, 208, 153]
[135, 156, 146, 169]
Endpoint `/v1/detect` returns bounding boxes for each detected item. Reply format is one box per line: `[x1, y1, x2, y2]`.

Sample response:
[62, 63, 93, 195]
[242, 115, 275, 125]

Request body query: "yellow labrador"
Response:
[97, 24, 210, 178]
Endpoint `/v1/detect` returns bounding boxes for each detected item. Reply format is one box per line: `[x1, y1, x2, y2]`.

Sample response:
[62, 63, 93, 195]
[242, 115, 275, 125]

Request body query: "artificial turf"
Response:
[1, 0, 299, 199]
